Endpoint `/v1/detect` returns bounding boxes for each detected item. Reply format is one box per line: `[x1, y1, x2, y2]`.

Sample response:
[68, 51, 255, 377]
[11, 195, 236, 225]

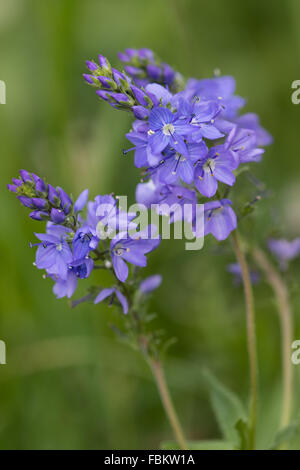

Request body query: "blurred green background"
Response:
[1, 0, 300, 449]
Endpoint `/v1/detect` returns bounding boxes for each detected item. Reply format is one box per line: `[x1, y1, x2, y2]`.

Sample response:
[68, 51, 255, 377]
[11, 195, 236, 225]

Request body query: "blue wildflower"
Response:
[148, 107, 194, 154]
[194, 145, 239, 197]
[203, 199, 237, 241]
[110, 229, 160, 282]
[34, 228, 73, 280]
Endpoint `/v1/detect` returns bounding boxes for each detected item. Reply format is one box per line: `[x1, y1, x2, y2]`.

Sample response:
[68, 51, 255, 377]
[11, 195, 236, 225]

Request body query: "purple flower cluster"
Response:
[118, 48, 182, 91]
[85, 49, 272, 242]
[8, 171, 160, 309]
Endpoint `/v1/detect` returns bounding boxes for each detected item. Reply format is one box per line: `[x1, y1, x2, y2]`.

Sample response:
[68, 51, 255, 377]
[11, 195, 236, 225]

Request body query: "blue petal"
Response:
[74, 189, 89, 212]
[178, 160, 194, 184]
[115, 290, 129, 314]
[149, 131, 170, 153]
[112, 255, 129, 282]
[94, 288, 115, 304]
[194, 167, 218, 197]
[149, 107, 173, 130]
[214, 165, 236, 186]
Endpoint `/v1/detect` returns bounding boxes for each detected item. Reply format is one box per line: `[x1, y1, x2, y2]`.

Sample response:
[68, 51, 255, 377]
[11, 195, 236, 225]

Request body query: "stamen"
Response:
[172, 155, 181, 175]
[142, 159, 166, 181]
[122, 146, 135, 155]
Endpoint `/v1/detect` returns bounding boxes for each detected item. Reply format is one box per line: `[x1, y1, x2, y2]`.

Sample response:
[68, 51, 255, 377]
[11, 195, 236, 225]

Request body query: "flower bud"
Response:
[132, 106, 150, 120]
[98, 54, 110, 70]
[7, 184, 18, 193]
[17, 196, 33, 208]
[19, 169, 32, 183]
[32, 198, 47, 210]
[30, 210, 48, 221]
[48, 184, 59, 205]
[146, 64, 161, 81]
[86, 60, 98, 72]
[50, 208, 65, 223]
[130, 85, 148, 106]
[58, 187, 72, 214]
[83, 74, 95, 84]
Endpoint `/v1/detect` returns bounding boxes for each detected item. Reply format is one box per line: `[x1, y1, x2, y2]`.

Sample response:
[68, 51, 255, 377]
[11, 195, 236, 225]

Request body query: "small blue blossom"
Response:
[34, 228, 73, 280]
[110, 229, 160, 282]
[203, 199, 237, 241]
[52, 270, 78, 299]
[148, 107, 194, 155]
[194, 146, 239, 197]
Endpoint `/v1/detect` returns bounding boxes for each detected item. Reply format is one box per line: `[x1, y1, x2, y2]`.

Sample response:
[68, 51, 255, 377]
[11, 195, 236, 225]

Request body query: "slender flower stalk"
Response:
[231, 230, 258, 450]
[126, 297, 187, 449]
[148, 358, 187, 450]
[252, 247, 293, 430]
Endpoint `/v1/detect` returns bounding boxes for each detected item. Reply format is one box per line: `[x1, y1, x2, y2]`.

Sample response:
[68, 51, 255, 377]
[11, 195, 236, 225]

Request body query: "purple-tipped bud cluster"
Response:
[7, 170, 77, 227]
[83, 53, 154, 114]
[118, 48, 182, 92]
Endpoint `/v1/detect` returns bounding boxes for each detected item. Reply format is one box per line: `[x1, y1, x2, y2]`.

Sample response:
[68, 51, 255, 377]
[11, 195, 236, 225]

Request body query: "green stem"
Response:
[126, 300, 187, 450]
[252, 247, 293, 430]
[231, 230, 258, 449]
[148, 357, 188, 450]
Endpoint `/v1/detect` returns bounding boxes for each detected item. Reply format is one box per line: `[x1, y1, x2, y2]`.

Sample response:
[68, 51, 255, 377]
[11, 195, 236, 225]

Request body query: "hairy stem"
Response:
[148, 357, 187, 450]
[252, 247, 293, 430]
[231, 230, 258, 450]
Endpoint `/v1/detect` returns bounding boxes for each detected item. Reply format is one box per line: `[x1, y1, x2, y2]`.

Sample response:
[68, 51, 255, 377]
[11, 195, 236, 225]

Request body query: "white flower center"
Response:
[162, 123, 175, 135]
[56, 243, 63, 252]
[203, 158, 216, 174]
[175, 153, 186, 162]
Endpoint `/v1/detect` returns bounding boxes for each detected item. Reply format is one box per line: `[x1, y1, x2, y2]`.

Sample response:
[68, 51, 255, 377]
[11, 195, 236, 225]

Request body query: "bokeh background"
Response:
[1, 0, 300, 449]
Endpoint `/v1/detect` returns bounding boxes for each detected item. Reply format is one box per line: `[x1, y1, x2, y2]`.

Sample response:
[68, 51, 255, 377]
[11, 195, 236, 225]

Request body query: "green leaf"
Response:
[270, 419, 300, 449]
[202, 369, 247, 446]
[161, 440, 235, 450]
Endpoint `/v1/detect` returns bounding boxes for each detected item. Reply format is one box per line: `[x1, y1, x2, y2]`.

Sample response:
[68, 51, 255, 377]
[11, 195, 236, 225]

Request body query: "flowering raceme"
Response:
[84, 49, 272, 241]
[8, 171, 160, 303]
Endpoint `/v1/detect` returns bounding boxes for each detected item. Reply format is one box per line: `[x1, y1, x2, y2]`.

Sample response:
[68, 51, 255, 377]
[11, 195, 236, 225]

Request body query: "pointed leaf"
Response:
[202, 369, 247, 445]
[270, 419, 300, 450]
